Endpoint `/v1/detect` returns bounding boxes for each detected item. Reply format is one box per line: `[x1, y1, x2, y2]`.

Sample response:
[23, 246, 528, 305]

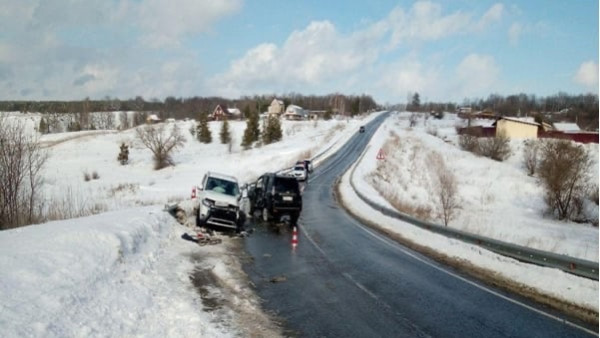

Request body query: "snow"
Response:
[0, 111, 598, 337]
[342, 111, 598, 311]
[0, 113, 375, 337]
[553, 122, 581, 132]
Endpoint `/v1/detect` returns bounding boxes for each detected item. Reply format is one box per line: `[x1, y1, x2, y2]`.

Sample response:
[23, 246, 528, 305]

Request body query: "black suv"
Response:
[248, 173, 302, 225]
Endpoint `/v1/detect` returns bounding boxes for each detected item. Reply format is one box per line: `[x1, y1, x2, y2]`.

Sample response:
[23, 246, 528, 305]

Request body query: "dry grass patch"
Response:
[109, 183, 140, 197]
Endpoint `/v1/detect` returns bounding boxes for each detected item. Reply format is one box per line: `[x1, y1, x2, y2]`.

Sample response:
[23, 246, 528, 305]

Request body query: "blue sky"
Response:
[0, 0, 597, 104]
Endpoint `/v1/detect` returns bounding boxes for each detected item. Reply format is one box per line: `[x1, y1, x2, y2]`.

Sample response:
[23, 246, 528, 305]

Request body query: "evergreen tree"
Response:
[241, 114, 255, 150]
[117, 142, 129, 165]
[270, 116, 282, 142]
[219, 117, 231, 144]
[250, 111, 260, 142]
[410, 93, 421, 112]
[243, 104, 251, 119]
[241, 111, 260, 149]
[39, 118, 49, 134]
[197, 113, 212, 143]
[262, 115, 282, 145]
[324, 108, 333, 120]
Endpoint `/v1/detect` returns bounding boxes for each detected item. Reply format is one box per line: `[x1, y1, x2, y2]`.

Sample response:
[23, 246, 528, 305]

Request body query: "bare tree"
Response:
[96, 112, 114, 130]
[119, 111, 130, 130]
[523, 139, 539, 176]
[429, 152, 459, 226]
[0, 116, 48, 229]
[133, 111, 147, 127]
[538, 139, 592, 220]
[478, 131, 511, 161]
[409, 113, 419, 127]
[135, 124, 185, 170]
[78, 98, 91, 129]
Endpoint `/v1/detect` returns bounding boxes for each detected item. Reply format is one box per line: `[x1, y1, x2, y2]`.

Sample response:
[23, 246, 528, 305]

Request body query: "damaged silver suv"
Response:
[196, 171, 245, 232]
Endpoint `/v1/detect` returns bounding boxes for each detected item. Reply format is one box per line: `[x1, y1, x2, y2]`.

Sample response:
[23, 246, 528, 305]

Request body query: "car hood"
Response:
[202, 190, 240, 207]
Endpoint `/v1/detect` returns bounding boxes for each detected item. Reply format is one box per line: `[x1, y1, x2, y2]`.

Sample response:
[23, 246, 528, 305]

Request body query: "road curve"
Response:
[241, 113, 597, 337]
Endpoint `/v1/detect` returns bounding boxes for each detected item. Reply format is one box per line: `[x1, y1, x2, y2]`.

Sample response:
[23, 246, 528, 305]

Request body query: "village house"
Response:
[492, 117, 539, 139]
[146, 114, 161, 124]
[210, 105, 241, 121]
[283, 105, 307, 120]
[268, 99, 285, 116]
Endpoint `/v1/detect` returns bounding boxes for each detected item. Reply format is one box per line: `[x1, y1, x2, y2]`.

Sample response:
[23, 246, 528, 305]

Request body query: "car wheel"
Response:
[195, 208, 203, 227]
[262, 207, 270, 222]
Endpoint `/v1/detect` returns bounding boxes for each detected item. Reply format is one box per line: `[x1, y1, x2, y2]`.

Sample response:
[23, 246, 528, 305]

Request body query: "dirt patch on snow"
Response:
[188, 237, 284, 337]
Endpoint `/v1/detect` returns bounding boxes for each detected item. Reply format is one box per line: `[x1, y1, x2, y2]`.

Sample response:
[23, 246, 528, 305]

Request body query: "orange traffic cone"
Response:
[291, 226, 298, 249]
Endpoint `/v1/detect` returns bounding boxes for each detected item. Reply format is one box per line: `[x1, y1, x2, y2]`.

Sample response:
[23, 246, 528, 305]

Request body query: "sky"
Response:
[0, 0, 598, 104]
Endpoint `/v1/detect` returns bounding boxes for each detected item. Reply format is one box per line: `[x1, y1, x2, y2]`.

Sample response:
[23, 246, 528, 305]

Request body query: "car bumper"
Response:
[200, 206, 240, 229]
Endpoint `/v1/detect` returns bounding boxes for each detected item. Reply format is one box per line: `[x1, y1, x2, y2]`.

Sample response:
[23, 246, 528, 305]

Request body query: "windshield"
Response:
[274, 177, 299, 193]
[294, 166, 304, 171]
[205, 177, 239, 196]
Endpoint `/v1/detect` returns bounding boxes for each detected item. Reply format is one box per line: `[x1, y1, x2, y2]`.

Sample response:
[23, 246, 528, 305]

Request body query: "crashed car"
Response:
[195, 171, 245, 232]
[248, 173, 302, 226]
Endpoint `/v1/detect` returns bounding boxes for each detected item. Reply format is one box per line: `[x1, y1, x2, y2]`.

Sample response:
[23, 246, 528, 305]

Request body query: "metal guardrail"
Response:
[348, 142, 599, 281]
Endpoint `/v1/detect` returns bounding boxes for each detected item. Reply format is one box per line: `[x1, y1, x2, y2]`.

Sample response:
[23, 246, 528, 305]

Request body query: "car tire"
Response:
[195, 208, 203, 227]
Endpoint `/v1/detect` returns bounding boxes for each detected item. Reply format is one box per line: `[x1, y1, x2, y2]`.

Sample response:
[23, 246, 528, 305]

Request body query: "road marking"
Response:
[341, 214, 598, 336]
[300, 223, 392, 311]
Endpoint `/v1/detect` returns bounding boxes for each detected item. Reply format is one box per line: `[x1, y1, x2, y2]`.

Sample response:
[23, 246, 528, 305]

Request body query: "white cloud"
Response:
[0, 0, 239, 99]
[133, 0, 242, 48]
[477, 3, 504, 29]
[211, 21, 381, 97]
[376, 57, 441, 100]
[574, 61, 599, 89]
[508, 23, 523, 45]
[456, 54, 500, 97]
[385, 1, 503, 47]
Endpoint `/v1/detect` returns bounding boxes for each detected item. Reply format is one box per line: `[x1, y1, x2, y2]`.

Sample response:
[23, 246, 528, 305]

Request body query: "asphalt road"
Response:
[241, 113, 597, 337]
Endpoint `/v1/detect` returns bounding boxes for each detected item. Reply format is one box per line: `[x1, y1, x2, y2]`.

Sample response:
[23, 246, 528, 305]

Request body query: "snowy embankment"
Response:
[0, 207, 227, 337]
[340, 112, 599, 312]
[0, 112, 380, 337]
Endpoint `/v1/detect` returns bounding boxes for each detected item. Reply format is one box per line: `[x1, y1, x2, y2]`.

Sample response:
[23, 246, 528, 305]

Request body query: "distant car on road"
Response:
[291, 164, 308, 181]
[296, 159, 313, 173]
[248, 173, 302, 226]
[359, 126, 366, 133]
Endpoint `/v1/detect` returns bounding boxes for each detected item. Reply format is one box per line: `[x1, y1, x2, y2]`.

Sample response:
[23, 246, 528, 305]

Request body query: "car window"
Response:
[274, 177, 299, 193]
[206, 177, 239, 196]
[294, 166, 305, 171]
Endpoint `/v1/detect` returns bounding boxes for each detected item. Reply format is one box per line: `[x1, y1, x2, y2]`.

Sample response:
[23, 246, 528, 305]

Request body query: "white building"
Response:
[283, 105, 307, 120]
[268, 99, 285, 116]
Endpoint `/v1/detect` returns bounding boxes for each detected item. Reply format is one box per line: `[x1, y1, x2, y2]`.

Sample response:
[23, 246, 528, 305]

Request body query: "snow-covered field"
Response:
[340, 112, 599, 314]
[0, 111, 598, 337]
[354, 112, 599, 261]
[0, 113, 377, 337]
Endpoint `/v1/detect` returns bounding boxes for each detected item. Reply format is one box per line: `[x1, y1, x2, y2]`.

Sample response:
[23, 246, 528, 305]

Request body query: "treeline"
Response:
[467, 93, 598, 130]
[0, 93, 379, 119]
[406, 92, 598, 131]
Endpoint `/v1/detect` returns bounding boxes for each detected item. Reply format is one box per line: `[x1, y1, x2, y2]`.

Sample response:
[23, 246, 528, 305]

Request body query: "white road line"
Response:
[341, 214, 598, 337]
[299, 223, 392, 310]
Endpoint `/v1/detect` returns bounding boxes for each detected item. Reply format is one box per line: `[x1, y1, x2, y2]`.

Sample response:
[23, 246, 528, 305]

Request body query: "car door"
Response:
[254, 176, 265, 208]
